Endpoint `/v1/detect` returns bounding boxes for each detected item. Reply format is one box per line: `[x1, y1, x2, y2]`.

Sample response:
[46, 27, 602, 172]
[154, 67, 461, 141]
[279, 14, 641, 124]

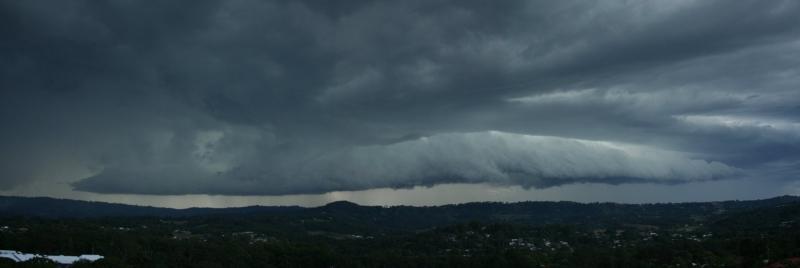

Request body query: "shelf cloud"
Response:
[73, 131, 737, 195]
[1, 0, 799, 199]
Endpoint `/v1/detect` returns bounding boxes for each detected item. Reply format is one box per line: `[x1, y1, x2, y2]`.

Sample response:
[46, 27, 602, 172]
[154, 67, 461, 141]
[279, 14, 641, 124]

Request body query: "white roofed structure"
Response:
[0, 250, 104, 266]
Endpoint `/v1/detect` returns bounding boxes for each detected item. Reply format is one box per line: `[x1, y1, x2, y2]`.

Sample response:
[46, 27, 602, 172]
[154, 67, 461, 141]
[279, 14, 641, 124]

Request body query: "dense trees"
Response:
[1, 197, 799, 267]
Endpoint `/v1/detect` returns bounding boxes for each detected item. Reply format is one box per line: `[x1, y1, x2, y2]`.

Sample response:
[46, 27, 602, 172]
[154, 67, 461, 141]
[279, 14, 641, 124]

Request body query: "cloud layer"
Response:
[1, 0, 798, 197]
[74, 131, 737, 195]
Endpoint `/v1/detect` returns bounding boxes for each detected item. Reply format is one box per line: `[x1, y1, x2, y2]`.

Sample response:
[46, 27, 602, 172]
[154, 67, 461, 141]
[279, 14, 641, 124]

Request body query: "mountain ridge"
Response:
[1, 194, 799, 219]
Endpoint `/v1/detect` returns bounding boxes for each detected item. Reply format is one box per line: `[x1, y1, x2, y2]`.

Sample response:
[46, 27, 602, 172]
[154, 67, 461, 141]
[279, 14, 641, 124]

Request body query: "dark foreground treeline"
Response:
[1, 196, 800, 267]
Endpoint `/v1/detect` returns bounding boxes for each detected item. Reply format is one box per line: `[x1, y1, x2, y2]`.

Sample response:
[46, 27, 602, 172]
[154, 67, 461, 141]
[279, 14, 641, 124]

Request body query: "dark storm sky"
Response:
[1, 0, 799, 205]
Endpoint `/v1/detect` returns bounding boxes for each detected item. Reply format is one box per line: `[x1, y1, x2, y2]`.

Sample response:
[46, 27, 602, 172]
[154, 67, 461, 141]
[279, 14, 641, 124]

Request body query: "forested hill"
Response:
[1, 195, 799, 226]
[0, 196, 302, 218]
[3, 195, 800, 267]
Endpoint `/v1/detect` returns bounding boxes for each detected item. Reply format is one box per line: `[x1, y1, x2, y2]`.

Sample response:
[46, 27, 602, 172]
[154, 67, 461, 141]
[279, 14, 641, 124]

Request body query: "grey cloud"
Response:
[73, 131, 737, 195]
[0, 0, 798, 196]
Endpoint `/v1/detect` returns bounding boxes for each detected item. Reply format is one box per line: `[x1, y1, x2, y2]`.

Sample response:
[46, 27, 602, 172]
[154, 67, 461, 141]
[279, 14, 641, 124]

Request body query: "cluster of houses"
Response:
[0, 250, 103, 266]
[508, 238, 572, 252]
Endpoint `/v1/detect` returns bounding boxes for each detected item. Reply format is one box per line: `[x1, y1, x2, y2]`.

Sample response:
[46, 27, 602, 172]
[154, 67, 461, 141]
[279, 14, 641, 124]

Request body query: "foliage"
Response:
[1, 196, 799, 267]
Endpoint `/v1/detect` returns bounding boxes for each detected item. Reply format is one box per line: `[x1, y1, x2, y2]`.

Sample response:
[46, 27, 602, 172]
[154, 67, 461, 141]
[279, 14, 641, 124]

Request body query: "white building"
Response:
[0, 250, 103, 266]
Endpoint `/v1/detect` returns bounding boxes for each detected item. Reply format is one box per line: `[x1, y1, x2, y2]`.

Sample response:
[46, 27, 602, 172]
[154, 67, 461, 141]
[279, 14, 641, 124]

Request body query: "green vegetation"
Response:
[1, 196, 800, 267]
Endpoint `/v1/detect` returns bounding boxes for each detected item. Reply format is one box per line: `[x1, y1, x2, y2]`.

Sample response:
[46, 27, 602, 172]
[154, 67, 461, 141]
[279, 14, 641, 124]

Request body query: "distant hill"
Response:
[0, 196, 302, 218]
[2, 195, 800, 228]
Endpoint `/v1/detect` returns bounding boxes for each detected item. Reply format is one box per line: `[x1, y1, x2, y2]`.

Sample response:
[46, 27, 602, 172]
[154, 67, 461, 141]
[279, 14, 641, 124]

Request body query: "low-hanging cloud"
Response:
[73, 131, 737, 195]
[2, 0, 799, 200]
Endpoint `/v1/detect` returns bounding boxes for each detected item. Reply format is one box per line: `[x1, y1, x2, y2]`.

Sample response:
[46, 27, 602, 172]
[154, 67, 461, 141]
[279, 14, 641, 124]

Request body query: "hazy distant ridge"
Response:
[2, 195, 798, 224]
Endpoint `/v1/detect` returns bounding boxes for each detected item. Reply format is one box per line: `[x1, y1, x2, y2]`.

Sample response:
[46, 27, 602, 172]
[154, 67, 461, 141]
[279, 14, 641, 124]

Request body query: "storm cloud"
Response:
[1, 0, 799, 197]
[73, 131, 737, 195]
